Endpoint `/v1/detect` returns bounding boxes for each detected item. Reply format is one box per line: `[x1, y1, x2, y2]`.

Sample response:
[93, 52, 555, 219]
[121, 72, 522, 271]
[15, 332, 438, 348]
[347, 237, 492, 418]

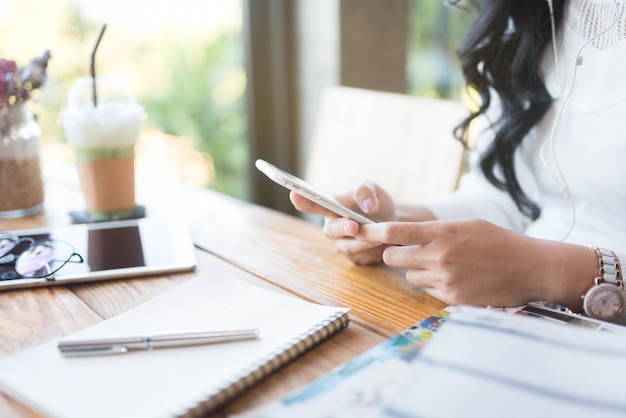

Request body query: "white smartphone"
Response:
[255, 159, 375, 224]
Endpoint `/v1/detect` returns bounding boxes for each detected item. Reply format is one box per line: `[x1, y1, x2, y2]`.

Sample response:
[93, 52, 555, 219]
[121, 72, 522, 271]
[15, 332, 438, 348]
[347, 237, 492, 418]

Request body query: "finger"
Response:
[402, 268, 451, 303]
[332, 181, 380, 214]
[383, 244, 424, 269]
[346, 249, 385, 265]
[323, 217, 360, 239]
[335, 240, 385, 265]
[289, 191, 340, 218]
[357, 222, 434, 246]
[352, 181, 381, 214]
[335, 237, 385, 258]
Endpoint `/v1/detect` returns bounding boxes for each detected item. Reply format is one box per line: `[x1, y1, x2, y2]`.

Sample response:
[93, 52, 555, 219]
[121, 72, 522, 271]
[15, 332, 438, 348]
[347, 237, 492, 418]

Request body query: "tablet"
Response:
[0, 218, 197, 291]
[255, 159, 375, 224]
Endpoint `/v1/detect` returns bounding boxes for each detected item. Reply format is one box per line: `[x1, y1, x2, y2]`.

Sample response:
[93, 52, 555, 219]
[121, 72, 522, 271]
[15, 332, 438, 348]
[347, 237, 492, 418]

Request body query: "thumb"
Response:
[353, 181, 384, 214]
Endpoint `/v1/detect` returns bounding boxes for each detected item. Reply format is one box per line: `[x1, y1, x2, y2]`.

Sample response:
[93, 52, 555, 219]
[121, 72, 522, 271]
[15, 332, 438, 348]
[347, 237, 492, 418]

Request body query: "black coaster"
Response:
[69, 205, 146, 224]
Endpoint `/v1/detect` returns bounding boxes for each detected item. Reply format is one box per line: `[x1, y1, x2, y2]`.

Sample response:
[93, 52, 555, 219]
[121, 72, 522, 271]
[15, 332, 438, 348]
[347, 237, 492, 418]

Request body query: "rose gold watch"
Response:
[582, 246, 624, 322]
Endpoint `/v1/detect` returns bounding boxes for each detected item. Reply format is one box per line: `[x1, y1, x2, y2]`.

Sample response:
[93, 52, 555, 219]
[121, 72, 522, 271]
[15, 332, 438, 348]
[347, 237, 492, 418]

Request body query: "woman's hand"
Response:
[290, 181, 396, 265]
[356, 219, 596, 309]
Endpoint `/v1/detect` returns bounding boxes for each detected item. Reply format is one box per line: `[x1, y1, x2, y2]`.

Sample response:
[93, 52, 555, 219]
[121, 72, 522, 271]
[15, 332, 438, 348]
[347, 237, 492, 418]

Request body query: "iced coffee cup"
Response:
[59, 76, 144, 222]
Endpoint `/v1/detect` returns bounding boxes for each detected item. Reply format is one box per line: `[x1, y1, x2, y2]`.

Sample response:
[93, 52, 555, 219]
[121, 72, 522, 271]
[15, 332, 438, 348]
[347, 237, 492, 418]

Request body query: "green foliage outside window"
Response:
[139, 26, 248, 200]
[407, 1, 477, 100]
[0, 0, 248, 200]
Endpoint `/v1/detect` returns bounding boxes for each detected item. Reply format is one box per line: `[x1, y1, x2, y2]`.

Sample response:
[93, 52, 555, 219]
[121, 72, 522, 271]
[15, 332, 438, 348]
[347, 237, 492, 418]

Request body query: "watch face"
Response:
[583, 283, 624, 321]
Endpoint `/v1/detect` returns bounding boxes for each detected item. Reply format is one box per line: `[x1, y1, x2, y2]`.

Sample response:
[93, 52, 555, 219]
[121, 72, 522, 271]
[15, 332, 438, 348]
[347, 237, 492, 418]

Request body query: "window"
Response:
[0, 0, 248, 199]
[407, 1, 477, 100]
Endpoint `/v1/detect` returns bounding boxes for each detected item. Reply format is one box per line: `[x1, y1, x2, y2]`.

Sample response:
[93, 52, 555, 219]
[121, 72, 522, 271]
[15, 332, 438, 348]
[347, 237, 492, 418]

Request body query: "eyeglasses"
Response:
[0, 233, 84, 280]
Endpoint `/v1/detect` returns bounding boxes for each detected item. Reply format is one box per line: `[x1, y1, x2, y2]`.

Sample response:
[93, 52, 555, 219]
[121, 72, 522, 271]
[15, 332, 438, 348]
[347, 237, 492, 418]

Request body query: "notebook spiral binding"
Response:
[179, 310, 351, 417]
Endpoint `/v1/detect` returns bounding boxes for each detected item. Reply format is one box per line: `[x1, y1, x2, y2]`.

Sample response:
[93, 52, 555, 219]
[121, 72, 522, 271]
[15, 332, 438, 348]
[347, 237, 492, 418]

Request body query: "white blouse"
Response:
[423, 0, 626, 263]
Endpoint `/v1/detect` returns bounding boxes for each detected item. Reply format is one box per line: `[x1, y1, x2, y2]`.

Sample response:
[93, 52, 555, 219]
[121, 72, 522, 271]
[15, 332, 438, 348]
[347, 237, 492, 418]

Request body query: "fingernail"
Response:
[361, 198, 374, 212]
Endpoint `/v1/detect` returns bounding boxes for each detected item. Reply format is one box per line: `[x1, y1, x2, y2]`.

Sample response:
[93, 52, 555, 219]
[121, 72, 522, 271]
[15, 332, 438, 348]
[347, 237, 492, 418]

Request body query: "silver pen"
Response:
[58, 328, 260, 357]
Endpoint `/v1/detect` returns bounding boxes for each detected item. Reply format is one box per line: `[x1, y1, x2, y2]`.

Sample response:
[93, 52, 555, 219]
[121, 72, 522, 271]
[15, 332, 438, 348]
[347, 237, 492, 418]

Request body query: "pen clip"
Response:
[59, 344, 129, 357]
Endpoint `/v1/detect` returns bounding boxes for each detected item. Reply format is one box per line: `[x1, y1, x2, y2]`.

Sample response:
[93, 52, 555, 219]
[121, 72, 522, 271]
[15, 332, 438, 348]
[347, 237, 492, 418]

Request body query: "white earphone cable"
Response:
[540, 0, 619, 241]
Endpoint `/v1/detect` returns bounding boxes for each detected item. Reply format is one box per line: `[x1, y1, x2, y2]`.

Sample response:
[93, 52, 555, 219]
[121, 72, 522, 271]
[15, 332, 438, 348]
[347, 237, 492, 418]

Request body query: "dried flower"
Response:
[0, 50, 51, 110]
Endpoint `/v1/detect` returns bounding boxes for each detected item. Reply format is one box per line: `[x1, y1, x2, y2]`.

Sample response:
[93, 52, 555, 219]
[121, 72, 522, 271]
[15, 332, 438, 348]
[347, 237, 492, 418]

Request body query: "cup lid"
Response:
[59, 76, 144, 125]
[63, 76, 138, 108]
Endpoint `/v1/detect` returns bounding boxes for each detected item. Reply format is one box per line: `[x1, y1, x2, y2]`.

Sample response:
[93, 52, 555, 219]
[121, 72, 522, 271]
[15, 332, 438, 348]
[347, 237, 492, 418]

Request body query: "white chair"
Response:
[305, 86, 468, 204]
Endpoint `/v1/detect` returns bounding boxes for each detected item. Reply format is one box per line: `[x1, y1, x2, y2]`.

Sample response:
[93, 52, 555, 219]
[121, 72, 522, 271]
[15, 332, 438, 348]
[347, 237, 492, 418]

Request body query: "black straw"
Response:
[90, 23, 107, 107]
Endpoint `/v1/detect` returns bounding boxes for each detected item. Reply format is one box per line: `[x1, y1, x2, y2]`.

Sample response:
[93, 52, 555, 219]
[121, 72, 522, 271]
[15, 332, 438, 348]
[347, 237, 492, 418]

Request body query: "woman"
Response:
[291, 0, 626, 322]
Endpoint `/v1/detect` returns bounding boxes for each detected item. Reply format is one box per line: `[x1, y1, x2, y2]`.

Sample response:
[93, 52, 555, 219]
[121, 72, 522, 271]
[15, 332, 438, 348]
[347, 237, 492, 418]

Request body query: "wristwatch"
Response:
[582, 246, 624, 321]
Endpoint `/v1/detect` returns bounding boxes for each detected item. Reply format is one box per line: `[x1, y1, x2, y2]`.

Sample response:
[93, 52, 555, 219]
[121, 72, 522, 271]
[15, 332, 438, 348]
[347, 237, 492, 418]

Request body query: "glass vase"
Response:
[0, 104, 45, 218]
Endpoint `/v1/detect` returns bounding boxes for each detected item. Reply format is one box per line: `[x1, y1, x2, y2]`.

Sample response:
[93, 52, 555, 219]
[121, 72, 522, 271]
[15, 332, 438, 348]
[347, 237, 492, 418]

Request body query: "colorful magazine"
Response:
[235, 303, 626, 417]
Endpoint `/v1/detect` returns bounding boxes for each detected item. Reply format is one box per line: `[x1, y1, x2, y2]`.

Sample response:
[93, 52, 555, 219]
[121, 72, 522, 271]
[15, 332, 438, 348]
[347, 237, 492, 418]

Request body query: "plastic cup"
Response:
[59, 76, 144, 221]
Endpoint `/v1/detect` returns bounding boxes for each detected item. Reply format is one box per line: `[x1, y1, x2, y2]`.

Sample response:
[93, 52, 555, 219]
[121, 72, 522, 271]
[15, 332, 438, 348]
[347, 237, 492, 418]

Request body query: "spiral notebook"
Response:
[0, 273, 350, 417]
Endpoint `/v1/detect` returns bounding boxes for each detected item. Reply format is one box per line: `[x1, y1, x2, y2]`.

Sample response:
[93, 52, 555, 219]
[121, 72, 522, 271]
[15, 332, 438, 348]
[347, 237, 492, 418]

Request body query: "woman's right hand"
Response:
[290, 181, 396, 265]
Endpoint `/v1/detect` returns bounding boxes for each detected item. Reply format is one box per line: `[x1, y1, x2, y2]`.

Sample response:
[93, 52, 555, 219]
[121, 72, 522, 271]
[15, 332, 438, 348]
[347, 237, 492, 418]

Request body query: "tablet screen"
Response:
[0, 218, 197, 290]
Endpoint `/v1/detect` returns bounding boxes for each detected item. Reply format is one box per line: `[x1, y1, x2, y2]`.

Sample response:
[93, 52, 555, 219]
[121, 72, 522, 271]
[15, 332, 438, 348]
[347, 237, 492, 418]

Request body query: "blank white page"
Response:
[0, 273, 349, 418]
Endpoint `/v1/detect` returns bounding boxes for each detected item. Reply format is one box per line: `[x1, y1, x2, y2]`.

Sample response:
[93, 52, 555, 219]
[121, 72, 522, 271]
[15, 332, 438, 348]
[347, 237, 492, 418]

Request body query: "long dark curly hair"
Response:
[454, 0, 566, 220]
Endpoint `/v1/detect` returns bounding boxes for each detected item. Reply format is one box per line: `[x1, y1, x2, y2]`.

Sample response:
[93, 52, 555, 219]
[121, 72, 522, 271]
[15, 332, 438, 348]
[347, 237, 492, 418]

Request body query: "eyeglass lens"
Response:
[0, 234, 32, 264]
[0, 236, 16, 256]
[0, 234, 82, 279]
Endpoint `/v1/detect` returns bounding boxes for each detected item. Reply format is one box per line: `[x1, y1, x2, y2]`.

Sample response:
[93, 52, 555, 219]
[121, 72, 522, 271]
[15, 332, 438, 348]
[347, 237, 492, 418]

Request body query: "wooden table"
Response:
[0, 166, 445, 417]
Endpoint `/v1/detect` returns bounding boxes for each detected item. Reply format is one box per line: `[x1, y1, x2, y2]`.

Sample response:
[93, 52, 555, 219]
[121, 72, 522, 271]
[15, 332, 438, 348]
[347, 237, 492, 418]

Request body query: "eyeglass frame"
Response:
[0, 233, 84, 280]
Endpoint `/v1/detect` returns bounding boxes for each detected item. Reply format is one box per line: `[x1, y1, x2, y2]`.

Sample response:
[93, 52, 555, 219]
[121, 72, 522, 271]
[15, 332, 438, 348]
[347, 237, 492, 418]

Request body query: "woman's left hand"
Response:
[356, 219, 573, 307]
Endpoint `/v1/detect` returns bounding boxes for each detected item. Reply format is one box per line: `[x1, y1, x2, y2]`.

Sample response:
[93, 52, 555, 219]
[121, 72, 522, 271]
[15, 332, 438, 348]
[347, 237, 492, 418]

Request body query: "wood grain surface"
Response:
[0, 167, 446, 417]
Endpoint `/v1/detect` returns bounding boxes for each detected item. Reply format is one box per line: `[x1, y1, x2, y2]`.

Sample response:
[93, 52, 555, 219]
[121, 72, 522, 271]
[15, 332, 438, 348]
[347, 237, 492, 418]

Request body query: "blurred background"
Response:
[0, 0, 475, 212]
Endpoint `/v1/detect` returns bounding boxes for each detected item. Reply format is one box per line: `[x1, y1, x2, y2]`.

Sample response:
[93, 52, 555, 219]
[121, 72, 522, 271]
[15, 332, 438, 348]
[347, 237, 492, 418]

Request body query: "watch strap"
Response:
[580, 246, 624, 322]
[589, 245, 622, 286]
